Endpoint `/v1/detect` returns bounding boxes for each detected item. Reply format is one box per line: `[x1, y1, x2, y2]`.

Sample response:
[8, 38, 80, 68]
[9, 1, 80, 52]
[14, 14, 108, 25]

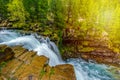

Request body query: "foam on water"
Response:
[0, 29, 115, 80]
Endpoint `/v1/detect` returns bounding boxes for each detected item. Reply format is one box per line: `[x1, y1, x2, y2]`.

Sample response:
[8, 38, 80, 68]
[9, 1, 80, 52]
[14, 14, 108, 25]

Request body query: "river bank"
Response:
[0, 30, 119, 80]
[0, 45, 76, 80]
[0, 24, 120, 67]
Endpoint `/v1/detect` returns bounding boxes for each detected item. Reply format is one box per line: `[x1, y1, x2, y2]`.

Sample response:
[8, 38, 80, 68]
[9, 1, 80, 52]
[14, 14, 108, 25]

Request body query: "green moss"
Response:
[62, 46, 75, 54]
[39, 68, 46, 80]
[79, 47, 95, 52]
[13, 22, 27, 28]
[49, 67, 55, 80]
[0, 49, 5, 53]
[0, 62, 7, 74]
[50, 68, 55, 75]
[78, 45, 83, 49]
[43, 29, 52, 36]
[113, 48, 119, 53]
[82, 41, 89, 46]
[108, 66, 120, 80]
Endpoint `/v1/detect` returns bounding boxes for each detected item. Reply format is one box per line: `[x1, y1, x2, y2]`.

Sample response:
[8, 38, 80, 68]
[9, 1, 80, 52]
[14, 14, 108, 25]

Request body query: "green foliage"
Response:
[0, 0, 120, 52]
[43, 29, 52, 36]
[7, 0, 29, 25]
[23, 0, 37, 21]
[108, 66, 120, 80]
[23, 0, 49, 27]
[82, 41, 89, 46]
[57, 30, 63, 53]
[0, 49, 5, 53]
[0, 0, 9, 19]
[39, 68, 46, 79]
[50, 0, 65, 29]
[12, 22, 28, 28]
[49, 67, 55, 80]
[0, 62, 7, 74]
[38, 0, 49, 27]
[64, 0, 80, 25]
[50, 67, 55, 75]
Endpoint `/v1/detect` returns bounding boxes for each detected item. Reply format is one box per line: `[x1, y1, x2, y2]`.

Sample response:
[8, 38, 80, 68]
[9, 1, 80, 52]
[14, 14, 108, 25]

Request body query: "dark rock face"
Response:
[0, 45, 76, 80]
[62, 28, 120, 66]
[0, 45, 15, 63]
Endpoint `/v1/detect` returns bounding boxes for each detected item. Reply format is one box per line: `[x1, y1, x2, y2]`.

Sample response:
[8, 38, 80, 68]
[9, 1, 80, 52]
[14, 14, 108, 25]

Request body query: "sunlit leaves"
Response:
[50, 0, 65, 29]
[7, 0, 29, 22]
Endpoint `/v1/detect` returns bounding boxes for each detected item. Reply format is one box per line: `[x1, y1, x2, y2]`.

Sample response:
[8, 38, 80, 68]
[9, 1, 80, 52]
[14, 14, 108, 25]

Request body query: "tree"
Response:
[38, 0, 49, 27]
[0, 0, 9, 19]
[23, 0, 37, 22]
[7, 0, 29, 26]
[50, 0, 65, 29]
[23, 0, 49, 27]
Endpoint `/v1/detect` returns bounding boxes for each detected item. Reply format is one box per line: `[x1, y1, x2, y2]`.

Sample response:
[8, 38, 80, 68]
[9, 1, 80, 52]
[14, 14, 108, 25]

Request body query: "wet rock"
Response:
[0, 46, 76, 80]
[54, 64, 76, 80]
[0, 76, 6, 80]
[41, 64, 76, 80]
[62, 28, 120, 66]
[0, 45, 15, 63]
[11, 46, 28, 58]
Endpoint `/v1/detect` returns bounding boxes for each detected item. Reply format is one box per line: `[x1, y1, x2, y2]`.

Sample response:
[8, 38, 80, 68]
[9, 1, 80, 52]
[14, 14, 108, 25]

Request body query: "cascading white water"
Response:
[0, 30, 64, 66]
[0, 29, 115, 80]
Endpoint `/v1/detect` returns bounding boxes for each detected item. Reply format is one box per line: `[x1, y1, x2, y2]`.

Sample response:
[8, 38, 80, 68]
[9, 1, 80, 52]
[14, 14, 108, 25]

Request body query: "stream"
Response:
[0, 29, 116, 80]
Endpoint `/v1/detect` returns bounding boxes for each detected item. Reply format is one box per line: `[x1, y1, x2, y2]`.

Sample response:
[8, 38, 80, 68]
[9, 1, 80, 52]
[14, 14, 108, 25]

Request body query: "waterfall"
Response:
[0, 29, 115, 80]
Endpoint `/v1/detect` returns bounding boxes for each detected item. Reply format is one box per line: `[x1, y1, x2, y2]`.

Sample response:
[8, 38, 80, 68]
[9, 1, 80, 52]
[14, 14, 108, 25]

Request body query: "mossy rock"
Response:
[79, 47, 95, 53]
[108, 66, 120, 80]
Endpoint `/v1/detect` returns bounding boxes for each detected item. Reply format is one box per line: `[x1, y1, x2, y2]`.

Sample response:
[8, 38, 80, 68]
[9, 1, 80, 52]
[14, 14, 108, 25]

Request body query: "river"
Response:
[0, 29, 116, 80]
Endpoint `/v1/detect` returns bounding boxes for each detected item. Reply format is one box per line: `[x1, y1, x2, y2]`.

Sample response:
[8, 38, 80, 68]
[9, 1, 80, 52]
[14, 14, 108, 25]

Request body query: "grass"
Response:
[0, 62, 7, 74]
[50, 68, 55, 75]
[49, 67, 55, 80]
[0, 49, 5, 53]
[39, 68, 46, 80]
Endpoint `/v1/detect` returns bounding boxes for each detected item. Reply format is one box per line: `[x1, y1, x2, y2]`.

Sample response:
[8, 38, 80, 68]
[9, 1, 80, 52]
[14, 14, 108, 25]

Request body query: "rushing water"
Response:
[0, 29, 116, 80]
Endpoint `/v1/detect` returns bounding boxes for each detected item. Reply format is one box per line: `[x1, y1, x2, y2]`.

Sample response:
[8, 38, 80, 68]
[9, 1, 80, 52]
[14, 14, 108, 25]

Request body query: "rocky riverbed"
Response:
[62, 28, 120, 67]
[0, 45, 76, 80]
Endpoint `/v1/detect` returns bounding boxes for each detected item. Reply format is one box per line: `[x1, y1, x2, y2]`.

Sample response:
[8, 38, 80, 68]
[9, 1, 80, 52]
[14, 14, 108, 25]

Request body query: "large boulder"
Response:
[41, 64, 76, 80]
[0, 46, 76, 80]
